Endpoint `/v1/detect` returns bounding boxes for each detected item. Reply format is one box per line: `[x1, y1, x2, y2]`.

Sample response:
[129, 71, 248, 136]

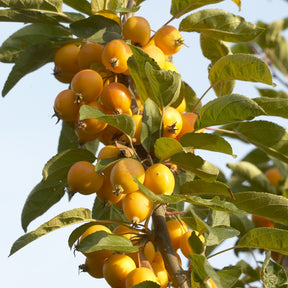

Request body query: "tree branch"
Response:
[152, 204, 190, 288]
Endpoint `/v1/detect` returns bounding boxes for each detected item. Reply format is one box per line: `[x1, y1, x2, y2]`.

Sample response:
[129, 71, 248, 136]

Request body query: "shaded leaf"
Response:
[181, 179, 232, 198]
[170, 151, 219, 181]
[64, 0, 92, 15]
[206, 226, 240, 246]
[180, 133, 235, 156]
[196, 94, 266, 129]
[209, 54, 274, 89]
[232, 191, 288, 226]
[170, 0, 224, 18]
[238, 227, 288, 255]
[70, 14, 121, 43]
[180, 9, 263, 42]
[94, 156, 122, 173]
[217, 267, 242, 288]
[10, 208, 92, 256]
[77, 230, 138, 253]
[154, 137, 183, 161]
[21, 149, 96, 231]
[257, 88, 288, 99]
[140, 98, 162, 152]
[79, 104, 136, 138]
[57, 121, 79, 153]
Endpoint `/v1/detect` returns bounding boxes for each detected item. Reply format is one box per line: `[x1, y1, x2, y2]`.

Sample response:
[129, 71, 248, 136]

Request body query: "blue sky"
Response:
[1, 1, 288, 287]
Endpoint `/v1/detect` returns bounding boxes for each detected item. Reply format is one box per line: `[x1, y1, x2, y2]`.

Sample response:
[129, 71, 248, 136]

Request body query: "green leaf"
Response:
[261, 253, 288, 288]
[64, 0, 92, 15]
[57, 121, 79, 153]
[70, 14, 121, 43]
[128, 281, 160, 288]
[179, 81, 200, 113]
[209, 54, 274, 89]
[94, 156, 122, 173]
[257, 88, 288, 99]
[140, 98, 162, 152]
[77, 230, 138, 253]
[170, 152, 219, 181]
[253, 97, 288, 119]
[235, 120, 288, 164]
[128, 45, 160, 104]
[79, 105, 136, 138]
[10, 208, 92, 256]
[181, 180, 232, 198]
[21, 149, 96, 231]
[180, 9, 263, 42]
[227, 161, 276, 194]
[0, 24, 72, 63]
[232, 191, 288, 226]
[216, 267, 242, 288]
[206, 226, 240, 246]
[180, 133, 235, 156]
[170, 0, 224, 18]
[145, 63, 182, 110]
[196, 94, 266, 129]
[154, 137, 183, 161]
[238, 227, 288, 255]
[230, 213, 255, 237]
[0, 0, 63, 13]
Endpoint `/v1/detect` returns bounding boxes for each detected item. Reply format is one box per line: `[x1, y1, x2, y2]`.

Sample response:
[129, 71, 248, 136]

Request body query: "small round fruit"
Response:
[100, 82, 132, 114]
[252, 215, 274, 228]
[102, 39, 132, 74]
[176, 112, 199, 140]
[265, 167, 284, 186]
[71, 69, 103, 103]
[207, 278, 218, 288]
[154, 25, 184, 55]
[113, 225, 139, 241]
[125, 267, 159, 288]
[151, 262, 169, 288]
[96, 10, 121, 26]
[67, 161, 104, 195]
[175, 98, 186, 114]
[53, 43, 80, 83]
[142, 44, 166, 68]
[122, 191, 152, 224]
[97, 145, 121, 175]
[110, 158, 145, 194]
[79, 256, 107, 278]
[180, 230, 205, 258]
[143, 241, 156, 263]
[77, 42, 104, 69]
[162, 106, 183, 139]
[123, 16, 151, 47]
[166, 219, 189, 250]
[53, 89, 80, 122]
[79, 224, 113, 259]
[143, 163, 175, 195]
[103, 254, 136, 288]
[163, 61, 178, 72]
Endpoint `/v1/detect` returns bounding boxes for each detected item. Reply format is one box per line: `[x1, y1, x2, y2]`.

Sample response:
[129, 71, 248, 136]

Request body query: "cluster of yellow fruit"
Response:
[52, 13, 211, 288]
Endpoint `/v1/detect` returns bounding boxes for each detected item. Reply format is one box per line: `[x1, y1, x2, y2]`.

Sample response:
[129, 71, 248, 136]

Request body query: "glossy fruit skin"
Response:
[142, 44, 166, 69]
[110, 158, 145, 194]
[123, 16, 151, 47]
[154, 25, 183, 55]
[80, 256, 107, 278]
[112, 225, 139, 241]
[265, 167, 284, 186]
[100, 82, 132, 114]
[180, 230, 206, 258]
[67, 161, 104, 195]
[166, 219, 189, 250]
[53, 43, 81, 83]
[162, 107, 183, 139]
[102, 39, 132, 74]
[97, 145, 121, 175]
[71, 69, 103, 103]
[163, 61, 178, 72]
[143, 163, 175, 195]
[103, 254, 136, 288]
[252, 215, 274, 228]
[176, 112, 199, 140]
[175, 98, 186, 114]
[151, 262, 169, 288]
[96, 174, 125, 205]
[77, 43, 104, 69]
[53, 89, 80, 122]
[122, 190, 152, 224]
[79, 224, 113, 259]
[125, 267, 159, 288]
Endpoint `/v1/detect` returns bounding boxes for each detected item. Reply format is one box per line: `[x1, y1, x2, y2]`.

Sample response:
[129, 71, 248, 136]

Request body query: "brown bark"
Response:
[152, 204, 190, 288]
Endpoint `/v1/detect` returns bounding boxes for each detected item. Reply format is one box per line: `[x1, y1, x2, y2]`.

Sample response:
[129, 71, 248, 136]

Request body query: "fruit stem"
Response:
[152, 204, 190, 288]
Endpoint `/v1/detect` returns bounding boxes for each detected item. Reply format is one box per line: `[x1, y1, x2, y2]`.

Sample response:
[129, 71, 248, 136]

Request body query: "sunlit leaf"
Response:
[154, 137, 184, 161]
[21, 149, 96, 231]
[196, 94, 266, 128]
[209, 54, 274, 89]
[79, 104, 136, 138]
[180, 9, 263, 42]
[0, 0, 63, 12]
[206, 226, 240, 246]
[64, 0, 92, 15]
[10, 208, 93, 256]
[238, 227, 288, 255]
